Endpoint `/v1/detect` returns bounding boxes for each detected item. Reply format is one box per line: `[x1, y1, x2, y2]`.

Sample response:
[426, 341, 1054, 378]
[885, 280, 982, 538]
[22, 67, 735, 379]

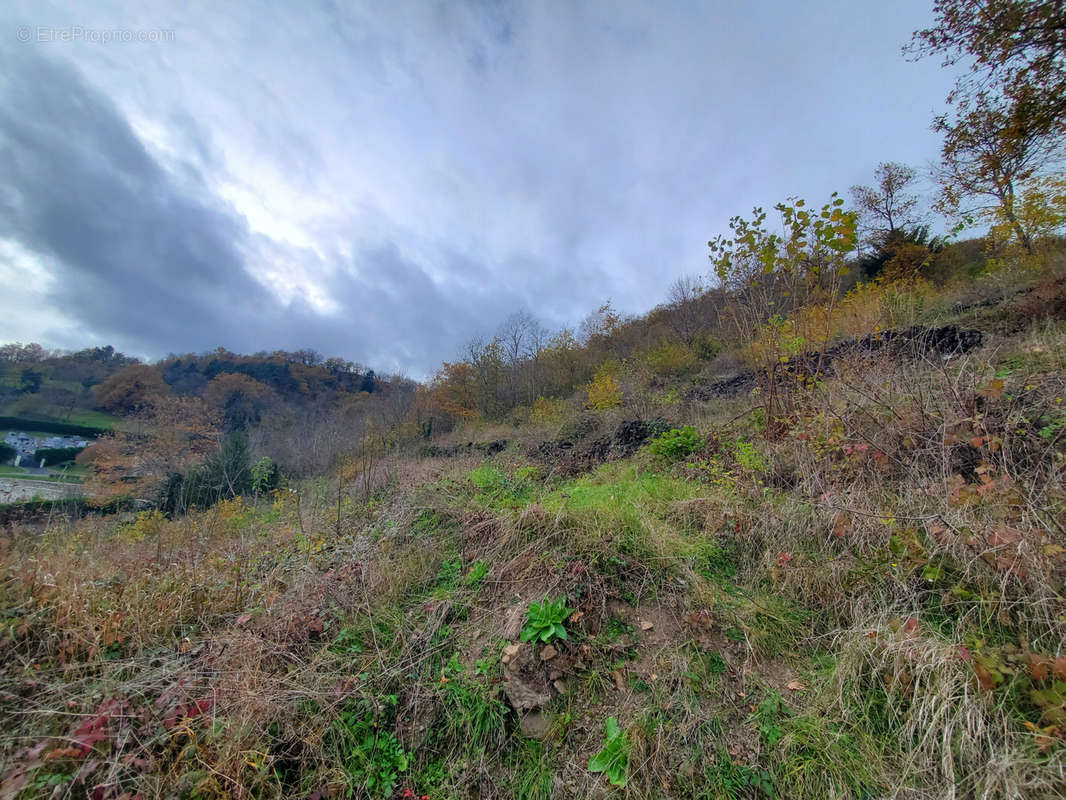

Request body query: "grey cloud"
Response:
[0, 47, 531, 376]
[0, 49, 266, 350]
[0, 0, 955, 378]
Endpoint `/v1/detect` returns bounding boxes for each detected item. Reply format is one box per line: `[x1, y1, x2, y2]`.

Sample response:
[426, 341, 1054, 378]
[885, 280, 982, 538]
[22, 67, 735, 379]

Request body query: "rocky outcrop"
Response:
[690, 324, 983, 402]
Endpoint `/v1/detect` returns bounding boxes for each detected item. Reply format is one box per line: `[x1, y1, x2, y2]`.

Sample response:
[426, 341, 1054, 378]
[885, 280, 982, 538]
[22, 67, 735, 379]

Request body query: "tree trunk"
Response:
[1002, 182, 1034, 255]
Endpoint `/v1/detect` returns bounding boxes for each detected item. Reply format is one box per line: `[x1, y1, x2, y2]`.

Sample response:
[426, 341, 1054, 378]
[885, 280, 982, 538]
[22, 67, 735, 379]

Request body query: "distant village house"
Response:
[4, 431, 89, 467]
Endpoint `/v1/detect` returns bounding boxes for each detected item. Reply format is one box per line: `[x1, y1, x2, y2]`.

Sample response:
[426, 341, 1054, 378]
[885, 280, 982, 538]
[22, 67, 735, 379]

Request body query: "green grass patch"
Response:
[326, 696, 409, 798]
[435, 654, 508, 752]
[684, 645, 729, 696]
[703, 751, 776, 799]
[468, 462, 542, 509]
[508, 739, 555, 800]
[538, 463, 714, 592]
[411, 508, 452, 536]
[693, 537, 739, 581]
[542, 463, 700, 517]
[774, 712, 885, 799]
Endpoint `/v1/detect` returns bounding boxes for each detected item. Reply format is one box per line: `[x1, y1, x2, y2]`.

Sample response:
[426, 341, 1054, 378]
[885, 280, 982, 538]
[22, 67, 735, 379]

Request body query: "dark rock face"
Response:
[613, 418, 670, 450]
[529, 417, 671, 476]
[852, 324, 983, 357]
[688, 372, 757, 401]
[418, 439, 508, 458]
[689, 325, 983, 402]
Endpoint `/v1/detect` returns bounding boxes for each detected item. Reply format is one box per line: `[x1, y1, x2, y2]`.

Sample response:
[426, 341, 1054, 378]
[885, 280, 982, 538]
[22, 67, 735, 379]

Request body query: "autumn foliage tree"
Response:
[912, 1, 1066, 254]
[585, 364, 623, 410]
[77, 397, 219, 505]
[933, 97, 1063, 255]
[203, 372, 276, 432]
[540, 328, 584, 398]
[992, 172, 1066, 248]
[93, 364, 170, 414]
[427, 361, 480, 425]
[911, 0, 1066, 139]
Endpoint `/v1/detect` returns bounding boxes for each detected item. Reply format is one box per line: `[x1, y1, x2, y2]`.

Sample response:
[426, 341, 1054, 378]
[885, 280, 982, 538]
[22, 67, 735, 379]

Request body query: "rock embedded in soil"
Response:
[503, 669, 552, 711]
[499, 605, 526, 640]
[519, 711, 551, 739]
[502, 646, 552, 712]
[501, 642, 521, 664]
[539, 644, 558, 661]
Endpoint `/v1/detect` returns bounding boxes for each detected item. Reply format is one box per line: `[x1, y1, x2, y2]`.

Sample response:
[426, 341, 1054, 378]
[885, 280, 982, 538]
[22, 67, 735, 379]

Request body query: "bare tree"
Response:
[525, 317, 549, 402]
[366, 372, 417, 434]
[667, 274, 705, 344]
[850, 162, 923, 247]
[498, 310, 536, 407]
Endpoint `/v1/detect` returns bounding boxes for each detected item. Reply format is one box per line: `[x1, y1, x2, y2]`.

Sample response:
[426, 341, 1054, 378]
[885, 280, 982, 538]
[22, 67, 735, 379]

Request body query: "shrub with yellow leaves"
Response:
[585, 365, 622, 410]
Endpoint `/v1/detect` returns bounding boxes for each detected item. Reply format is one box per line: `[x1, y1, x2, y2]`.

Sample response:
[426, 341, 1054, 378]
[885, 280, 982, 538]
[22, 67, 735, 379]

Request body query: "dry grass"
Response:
[2, 273, 1066, 799]
[833, 619, 1066, 799]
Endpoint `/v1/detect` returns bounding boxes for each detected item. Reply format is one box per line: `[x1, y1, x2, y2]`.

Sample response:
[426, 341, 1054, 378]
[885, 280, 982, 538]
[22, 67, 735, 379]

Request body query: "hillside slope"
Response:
[1, 265, 1065, 799]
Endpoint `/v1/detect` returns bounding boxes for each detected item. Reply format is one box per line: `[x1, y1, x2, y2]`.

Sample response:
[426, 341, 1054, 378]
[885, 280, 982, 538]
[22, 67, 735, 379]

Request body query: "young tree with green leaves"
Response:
[708, 194, 858, 426]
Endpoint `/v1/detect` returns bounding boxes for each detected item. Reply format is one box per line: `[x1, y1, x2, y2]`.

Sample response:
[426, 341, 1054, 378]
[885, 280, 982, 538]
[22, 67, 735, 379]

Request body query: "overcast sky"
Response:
[0, 1, 955, 378]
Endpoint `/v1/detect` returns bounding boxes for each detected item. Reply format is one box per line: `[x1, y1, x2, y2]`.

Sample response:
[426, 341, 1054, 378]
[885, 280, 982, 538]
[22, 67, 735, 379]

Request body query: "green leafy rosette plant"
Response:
[520, 596, 573, 643]
[588, 716, 629, 787]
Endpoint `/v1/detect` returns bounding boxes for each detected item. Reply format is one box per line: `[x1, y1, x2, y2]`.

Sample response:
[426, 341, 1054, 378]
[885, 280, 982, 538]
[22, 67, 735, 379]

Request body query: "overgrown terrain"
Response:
[4, 2, 1066, 797]
[2, 255, 1065, 799]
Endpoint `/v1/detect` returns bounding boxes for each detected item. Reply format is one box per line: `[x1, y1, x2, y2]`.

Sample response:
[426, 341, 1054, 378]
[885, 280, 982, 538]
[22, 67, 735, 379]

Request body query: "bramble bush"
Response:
[643, 341, 696, 376]
[648, 426, 703, 460]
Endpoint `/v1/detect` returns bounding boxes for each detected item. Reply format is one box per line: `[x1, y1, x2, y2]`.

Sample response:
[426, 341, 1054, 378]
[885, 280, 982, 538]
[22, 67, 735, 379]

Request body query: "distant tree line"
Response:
[0, 344, 140, 421]
[71, 346, 416, 509]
